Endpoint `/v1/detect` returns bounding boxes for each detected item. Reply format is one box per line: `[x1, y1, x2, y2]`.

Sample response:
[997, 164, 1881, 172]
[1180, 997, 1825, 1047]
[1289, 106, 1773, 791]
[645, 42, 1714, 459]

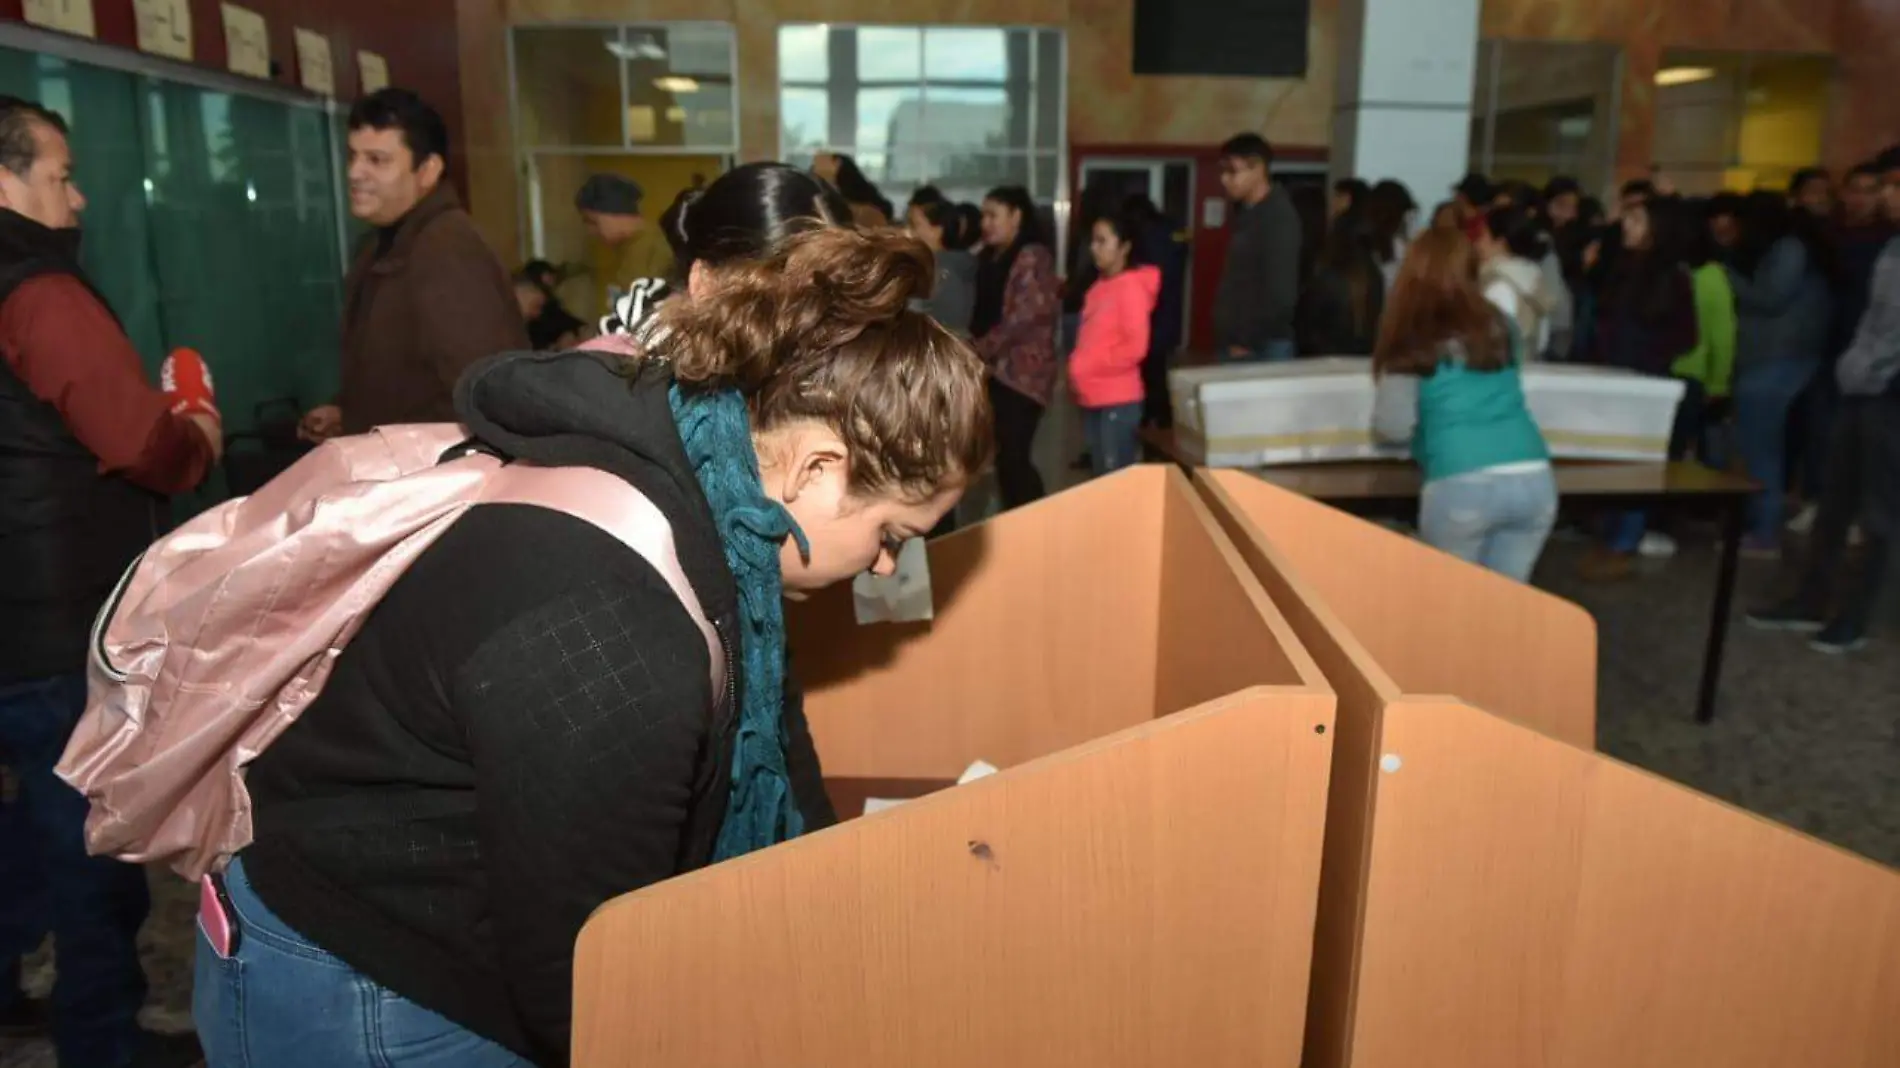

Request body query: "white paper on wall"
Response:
[133, 0, 192, 61]
[23, 0, 96, 38]
[357, 51, 390, 94]
[221, 4, 270, 80]
[294, 28, 334, 97]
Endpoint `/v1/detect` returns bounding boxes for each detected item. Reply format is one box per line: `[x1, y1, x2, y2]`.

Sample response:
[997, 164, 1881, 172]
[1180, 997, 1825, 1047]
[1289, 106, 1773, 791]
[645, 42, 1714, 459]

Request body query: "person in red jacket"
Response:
[1069, 209, 1161, 476]
[0, 96, 218, 1068]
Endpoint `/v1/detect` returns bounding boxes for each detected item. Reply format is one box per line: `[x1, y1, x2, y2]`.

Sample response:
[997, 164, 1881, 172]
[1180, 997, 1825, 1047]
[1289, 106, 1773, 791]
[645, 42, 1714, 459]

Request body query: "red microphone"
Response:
[160, 347, 219, 423]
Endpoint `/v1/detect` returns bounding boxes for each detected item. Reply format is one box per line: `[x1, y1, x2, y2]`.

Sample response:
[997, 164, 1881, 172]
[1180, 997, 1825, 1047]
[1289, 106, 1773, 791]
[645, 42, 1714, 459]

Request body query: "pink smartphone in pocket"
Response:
[198, 874, 240, 959]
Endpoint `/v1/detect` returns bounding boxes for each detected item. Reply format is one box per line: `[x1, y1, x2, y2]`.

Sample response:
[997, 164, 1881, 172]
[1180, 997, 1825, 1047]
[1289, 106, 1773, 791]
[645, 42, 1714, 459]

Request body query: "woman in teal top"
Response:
[1372, 228, 1556, 582]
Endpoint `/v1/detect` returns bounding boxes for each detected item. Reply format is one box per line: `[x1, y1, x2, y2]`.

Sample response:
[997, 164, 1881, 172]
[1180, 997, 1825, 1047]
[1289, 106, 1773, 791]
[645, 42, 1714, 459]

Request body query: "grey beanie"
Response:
[575, 174, 644, 216]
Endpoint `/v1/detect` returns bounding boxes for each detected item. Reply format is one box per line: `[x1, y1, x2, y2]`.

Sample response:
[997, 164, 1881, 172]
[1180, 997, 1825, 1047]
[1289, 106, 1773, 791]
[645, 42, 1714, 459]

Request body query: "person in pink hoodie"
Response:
[1071, 209, 1162, 475]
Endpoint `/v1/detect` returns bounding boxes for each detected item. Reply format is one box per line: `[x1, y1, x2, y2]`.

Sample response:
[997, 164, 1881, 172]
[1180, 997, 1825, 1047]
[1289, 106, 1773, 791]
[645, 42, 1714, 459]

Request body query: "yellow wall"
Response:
[1736, 59, 1829, 191]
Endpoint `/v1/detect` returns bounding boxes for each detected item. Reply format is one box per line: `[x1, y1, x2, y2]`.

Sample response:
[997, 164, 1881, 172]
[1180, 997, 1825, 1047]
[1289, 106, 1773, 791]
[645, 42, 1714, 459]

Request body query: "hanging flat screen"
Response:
[1131, 0, 1309, 78]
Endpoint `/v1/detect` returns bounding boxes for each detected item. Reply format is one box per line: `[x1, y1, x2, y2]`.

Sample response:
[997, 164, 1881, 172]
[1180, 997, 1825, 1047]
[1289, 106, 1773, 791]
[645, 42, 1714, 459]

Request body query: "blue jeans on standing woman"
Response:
[0, 672, 151, 1068]
[194, 857, 531, 1067]
[1082, 402, 1143, 477]
[1735, 358, 1820, 546]
[1418, 465, 1560, 583]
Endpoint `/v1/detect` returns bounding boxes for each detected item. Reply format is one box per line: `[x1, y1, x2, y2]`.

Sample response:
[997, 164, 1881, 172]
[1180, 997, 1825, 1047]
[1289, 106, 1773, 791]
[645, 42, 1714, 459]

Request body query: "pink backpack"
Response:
[55, 423, 722, 881]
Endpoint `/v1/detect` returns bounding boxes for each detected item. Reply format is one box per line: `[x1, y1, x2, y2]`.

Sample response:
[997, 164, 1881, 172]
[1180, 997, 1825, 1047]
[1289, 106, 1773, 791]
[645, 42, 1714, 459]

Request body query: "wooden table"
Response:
[1142, 427, 1756, 724]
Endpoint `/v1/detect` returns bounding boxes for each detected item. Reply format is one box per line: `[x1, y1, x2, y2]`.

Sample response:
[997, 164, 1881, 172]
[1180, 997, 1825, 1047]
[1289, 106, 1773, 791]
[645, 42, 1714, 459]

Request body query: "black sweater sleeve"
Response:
[455, 574, 714, 1065]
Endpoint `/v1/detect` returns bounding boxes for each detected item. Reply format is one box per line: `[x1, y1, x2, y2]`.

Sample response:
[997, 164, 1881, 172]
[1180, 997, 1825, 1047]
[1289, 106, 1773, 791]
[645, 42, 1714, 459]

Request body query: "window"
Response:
[777, 24, 1066, 208]
[511, 23, 739, 152]
[1468, 40, 1621, 196]
[1651, 51, 1832, 195]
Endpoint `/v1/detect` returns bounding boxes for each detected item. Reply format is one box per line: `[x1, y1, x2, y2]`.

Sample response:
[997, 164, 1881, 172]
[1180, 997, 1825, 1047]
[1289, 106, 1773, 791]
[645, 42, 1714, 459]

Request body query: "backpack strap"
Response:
[480, 463, 726, 704]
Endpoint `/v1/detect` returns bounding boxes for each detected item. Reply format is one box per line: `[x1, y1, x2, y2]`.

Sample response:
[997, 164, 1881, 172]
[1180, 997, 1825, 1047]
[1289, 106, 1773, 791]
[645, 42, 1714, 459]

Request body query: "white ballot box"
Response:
[1171, 357, 1687, 467]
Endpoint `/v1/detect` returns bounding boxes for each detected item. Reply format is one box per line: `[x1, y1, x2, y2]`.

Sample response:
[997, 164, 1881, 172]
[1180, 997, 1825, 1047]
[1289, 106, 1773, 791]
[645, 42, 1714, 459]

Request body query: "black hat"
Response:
[575, 174, 645, 216]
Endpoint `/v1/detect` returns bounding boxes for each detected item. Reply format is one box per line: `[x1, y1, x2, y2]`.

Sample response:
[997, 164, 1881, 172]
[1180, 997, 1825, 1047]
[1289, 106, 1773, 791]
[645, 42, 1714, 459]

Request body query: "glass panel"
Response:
[924, 28, 1007, 80]
[858, 27, 921, 81]
[856, 85, 921, 148]
[883, 144, 930, 199]
[144, 80, 345, 447]
[779, 24, 828, 82]
[922, 150, 1029, 204]
[1484, 38, 1621, 191]
[1033, 154, 1060, 200]
[1653, 49, 1745, 192]
[1034, 29, 1063, 149]
[1737, 54, 1831, 192]
[781, 87, 827, 152]
[916, 86, 1008, 152]
[624, 25, 737, 149]
[513, 26, 622, 148]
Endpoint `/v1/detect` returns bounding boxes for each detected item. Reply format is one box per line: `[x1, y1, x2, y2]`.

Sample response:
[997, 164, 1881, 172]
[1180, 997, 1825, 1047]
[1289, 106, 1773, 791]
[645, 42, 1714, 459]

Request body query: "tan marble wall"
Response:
[459, 0, 520, 258]
[466, 0, 1897, 245]
[1481, 0, 1887, 181]
[503, 1, 1336, 151]
[1831, 0, 1900, 169]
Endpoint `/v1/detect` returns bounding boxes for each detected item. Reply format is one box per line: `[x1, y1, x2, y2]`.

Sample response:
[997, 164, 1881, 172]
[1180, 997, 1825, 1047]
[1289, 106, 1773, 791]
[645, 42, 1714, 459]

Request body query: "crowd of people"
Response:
[2, 70, 1897, 1068]
[1215, 133, 1900, 651]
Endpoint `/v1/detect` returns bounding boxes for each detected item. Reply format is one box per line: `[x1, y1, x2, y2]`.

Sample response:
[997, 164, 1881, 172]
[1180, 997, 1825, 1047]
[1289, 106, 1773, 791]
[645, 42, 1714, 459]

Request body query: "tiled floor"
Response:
[4, 501, 1895, 1068]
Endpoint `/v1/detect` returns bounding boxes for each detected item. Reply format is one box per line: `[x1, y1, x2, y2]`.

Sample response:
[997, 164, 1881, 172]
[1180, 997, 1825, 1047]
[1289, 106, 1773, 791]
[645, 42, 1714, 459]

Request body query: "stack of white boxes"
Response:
[1170, 358, 1687, 468]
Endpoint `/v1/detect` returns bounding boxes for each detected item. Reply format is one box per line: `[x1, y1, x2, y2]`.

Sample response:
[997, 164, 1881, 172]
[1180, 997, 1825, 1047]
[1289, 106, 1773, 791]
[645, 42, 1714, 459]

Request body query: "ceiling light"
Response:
[653, 75, 699, 93]
[605, 39, 666, 61]
[1654, 66, 1716, 87]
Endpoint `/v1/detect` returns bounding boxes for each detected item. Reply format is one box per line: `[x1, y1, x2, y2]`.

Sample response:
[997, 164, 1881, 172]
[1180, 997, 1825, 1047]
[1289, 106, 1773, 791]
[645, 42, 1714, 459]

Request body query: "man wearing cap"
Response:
[577, 173, 675, 306]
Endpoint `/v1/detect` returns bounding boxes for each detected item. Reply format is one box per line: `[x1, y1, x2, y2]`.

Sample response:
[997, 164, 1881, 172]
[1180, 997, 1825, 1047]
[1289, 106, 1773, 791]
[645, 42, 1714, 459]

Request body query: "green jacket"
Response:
[1671, 262, 1737, 397]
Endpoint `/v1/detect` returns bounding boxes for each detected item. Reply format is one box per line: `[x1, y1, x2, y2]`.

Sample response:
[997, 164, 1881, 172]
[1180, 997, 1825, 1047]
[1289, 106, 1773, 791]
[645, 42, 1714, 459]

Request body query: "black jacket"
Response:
[1212, 186, 1303, 351]
[242, 349, 834, 1066]
[0, 212, 166, 683]
[1298, 259, 1385, 356]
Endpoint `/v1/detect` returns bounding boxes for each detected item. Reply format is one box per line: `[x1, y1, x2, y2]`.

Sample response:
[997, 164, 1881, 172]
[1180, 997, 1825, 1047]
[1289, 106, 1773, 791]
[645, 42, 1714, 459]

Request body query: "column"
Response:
[1329, 0, 1481, 210]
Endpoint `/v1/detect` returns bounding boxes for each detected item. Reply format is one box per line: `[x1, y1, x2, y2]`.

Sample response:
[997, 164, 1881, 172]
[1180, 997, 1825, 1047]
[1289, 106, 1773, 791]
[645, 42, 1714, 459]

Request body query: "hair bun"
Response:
[782, 226, 936, 319]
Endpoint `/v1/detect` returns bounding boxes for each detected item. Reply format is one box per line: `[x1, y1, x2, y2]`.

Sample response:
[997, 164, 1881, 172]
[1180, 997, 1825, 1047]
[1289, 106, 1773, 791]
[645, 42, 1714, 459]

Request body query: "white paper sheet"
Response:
[852, 537, 933, 624]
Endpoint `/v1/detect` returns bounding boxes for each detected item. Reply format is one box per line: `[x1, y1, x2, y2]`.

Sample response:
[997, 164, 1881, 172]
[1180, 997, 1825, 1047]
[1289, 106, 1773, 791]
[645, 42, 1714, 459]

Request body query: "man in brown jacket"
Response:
[301, 89, 527, 440]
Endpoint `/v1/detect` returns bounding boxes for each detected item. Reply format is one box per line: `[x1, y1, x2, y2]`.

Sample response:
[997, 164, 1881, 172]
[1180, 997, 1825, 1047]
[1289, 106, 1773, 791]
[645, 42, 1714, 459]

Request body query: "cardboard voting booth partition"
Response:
[570, 467, 1339, 1068]
[1195, 468, 1900, 1068]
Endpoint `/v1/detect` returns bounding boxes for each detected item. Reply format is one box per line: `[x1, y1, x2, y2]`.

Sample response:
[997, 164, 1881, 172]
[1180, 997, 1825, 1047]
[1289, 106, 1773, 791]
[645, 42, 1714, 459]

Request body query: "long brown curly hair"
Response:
[650, 225, 994, 500]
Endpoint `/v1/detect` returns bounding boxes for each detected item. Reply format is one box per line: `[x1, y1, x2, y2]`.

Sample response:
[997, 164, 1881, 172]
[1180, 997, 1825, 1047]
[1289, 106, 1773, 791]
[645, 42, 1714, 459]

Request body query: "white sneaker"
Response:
[1786, 504, 1818, 533]
[1637, 531, 1678, 558]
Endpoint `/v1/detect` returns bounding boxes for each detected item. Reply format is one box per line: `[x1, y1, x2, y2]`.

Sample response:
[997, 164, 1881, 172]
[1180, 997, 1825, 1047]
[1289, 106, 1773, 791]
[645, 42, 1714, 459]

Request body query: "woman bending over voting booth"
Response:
[62, 164, 994, 1068]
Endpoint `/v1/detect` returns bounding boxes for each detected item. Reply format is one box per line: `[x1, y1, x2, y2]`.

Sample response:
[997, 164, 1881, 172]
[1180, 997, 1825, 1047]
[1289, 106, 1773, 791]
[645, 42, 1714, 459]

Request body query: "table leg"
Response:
[1697, 497, 1746, 723]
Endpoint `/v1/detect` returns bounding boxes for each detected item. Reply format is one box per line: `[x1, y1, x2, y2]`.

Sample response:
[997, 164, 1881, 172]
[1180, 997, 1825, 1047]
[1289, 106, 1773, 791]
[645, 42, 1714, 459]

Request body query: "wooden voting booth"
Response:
[570, 467, 1338, 1067]
[1195, 468, 1900, 1068]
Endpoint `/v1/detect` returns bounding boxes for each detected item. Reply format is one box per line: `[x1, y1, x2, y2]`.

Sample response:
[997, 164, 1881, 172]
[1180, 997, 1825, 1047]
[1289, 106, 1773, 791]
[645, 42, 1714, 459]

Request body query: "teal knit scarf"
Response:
[668, 382, 810, 861]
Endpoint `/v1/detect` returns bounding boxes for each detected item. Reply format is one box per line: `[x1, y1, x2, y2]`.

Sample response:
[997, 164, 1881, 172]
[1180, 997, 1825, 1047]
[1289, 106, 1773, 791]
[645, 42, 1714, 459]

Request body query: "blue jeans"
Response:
[194, 858, 531, 1067]
[1418, 466, 1559, 583]
[1221, 338, 1296, 363]
[1083, 402, 1143, 477]
[1605, 377, 1709, 552]
[1735, 359, 1820, 544]
[0, 672, 151, 1068]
